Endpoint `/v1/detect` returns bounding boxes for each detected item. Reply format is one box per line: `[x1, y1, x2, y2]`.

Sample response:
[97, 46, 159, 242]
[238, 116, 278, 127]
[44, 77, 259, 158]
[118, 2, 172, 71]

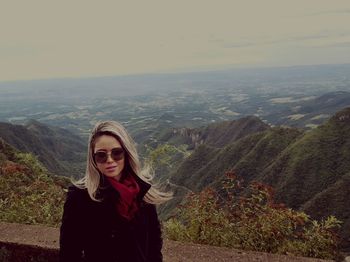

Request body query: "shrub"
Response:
[0, 152, 65, 227]
[164, 171, 342, 260]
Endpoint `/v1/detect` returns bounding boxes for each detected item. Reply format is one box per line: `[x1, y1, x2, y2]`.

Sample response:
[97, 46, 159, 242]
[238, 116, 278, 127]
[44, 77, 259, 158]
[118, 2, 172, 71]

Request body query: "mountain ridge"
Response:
[164, 107, 350, 249]
[0, 120, 86, 177]
[160, 115, 269, 150]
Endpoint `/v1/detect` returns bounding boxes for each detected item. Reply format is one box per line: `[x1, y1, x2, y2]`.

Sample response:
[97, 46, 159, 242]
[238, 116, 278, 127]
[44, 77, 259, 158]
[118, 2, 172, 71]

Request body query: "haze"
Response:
[1, 0, 350, 82]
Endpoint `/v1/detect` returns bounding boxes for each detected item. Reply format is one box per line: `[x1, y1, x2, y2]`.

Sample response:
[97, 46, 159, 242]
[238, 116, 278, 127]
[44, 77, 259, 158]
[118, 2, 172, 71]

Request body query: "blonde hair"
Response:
[74, 120, 172, 204]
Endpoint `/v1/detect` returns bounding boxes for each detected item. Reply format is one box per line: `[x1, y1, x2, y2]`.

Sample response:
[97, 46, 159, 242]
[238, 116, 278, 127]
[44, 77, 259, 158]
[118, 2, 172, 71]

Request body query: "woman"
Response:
[59, 121, 172, 262]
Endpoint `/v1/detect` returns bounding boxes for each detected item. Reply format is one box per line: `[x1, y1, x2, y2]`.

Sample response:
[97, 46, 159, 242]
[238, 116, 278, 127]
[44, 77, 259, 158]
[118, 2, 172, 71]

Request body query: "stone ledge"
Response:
[0, 222, 334, 262]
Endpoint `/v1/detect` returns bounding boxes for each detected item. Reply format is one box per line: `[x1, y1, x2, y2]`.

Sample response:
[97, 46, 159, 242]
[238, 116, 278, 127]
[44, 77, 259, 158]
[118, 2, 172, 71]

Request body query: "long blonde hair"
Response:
[74, 120, 172, 204]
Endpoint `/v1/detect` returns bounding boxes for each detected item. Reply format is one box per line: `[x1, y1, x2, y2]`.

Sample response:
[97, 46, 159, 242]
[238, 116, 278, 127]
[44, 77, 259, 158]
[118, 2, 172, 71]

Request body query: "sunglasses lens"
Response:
[111, 148, 124, 161]
[94, 152, 107, 164]
[94, 148, 124, 164]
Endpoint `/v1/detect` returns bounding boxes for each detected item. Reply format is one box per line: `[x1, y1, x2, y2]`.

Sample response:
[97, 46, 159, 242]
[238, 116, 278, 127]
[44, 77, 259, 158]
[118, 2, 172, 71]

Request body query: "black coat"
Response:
[59, 176, 163, 262]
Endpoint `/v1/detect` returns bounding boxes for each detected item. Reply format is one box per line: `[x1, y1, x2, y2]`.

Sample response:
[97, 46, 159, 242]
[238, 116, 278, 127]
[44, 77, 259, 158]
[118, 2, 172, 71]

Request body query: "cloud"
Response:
[311, 41, 350, 48]
[306, 9, 350, 16]
[222, 32, 350, 50]
[223, 42, 257, 48]
[289, 34, 330, 41]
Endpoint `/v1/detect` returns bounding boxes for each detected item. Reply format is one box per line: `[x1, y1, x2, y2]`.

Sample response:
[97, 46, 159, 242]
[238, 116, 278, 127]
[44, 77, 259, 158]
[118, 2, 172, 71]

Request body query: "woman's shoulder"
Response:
[65, 184, 90, 202]
[67, 184, 87, 193]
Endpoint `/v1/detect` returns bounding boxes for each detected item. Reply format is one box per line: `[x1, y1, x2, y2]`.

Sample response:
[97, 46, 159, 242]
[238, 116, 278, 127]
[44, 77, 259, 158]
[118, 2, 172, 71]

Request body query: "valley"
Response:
[0, 64, 349, 144]
[1, 63, 350, 251]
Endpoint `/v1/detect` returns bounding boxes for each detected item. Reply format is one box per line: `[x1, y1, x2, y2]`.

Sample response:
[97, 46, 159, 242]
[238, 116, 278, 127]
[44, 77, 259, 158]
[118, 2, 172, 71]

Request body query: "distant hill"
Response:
[0, 120, 86, 177]
[266, 91, 350, 128]
[2, 64, 350, 142]
[164, 107, 350, 250]
[160, 116, 269, 149]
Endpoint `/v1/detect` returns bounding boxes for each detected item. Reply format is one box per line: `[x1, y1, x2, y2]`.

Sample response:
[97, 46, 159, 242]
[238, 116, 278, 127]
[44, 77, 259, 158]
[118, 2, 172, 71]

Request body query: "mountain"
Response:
[0, 120, 86, 177]
[158, 116, 270, 217]
[160, 116, 269, 150]
[263, 107, 350, 249]
[301, 173, 350, 250]
[165, 107, 350, 249]
[169, 125, 302, 192]
[0, 138, 68, 226]
[260, 107, 350, 208]
[266, 91, 350, 128]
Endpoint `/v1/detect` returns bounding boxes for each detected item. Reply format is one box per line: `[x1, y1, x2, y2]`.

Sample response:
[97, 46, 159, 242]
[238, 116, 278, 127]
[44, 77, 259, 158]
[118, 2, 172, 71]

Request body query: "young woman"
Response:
[59, 121, 172, 262]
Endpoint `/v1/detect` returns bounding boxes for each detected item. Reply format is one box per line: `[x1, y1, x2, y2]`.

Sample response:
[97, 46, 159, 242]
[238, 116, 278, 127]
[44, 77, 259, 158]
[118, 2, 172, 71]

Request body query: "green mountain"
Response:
[0, 138, 68, 226]
[159, 115, 269, 149]
[170, 125, 302, 192]
[159, 116, 270, 217]
[260, 108, 350, 208]
[144, 115, 270, 188]
[0, 120, 86, 178]
[165, 107, 350, 249]
[260, 107, 350, 249]
[301, 173, 350, 250]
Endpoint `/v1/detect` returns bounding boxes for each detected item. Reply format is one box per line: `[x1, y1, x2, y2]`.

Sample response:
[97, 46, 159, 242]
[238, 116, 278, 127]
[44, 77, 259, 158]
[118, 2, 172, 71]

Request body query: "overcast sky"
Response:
[1, 0, 350, 81]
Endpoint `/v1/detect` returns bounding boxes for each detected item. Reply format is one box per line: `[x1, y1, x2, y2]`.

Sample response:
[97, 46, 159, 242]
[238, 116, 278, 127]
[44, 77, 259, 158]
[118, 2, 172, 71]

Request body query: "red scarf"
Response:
[107, 175, 140, 220]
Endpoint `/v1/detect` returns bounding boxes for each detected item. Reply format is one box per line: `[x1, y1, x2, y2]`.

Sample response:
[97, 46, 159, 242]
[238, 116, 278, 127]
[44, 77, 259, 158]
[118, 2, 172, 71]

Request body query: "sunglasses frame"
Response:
[93, 147, 125, 164]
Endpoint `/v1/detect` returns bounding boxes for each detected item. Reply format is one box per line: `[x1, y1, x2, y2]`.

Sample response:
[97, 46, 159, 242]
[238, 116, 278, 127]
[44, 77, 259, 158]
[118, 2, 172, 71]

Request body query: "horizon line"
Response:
[1, 62, 350, 84]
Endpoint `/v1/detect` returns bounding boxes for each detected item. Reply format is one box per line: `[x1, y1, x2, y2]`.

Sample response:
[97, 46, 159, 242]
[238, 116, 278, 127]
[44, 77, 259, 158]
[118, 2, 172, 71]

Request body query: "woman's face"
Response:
[93, 135, 125, 181]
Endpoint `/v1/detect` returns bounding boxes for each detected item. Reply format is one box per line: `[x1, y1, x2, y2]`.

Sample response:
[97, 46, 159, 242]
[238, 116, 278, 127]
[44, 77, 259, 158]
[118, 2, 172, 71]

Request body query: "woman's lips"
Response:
[106, 166, 117, 172]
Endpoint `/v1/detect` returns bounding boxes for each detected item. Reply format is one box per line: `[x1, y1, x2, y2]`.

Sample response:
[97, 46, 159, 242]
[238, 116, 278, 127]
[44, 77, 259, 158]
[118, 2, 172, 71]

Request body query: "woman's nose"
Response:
[106, 153, 114, 162]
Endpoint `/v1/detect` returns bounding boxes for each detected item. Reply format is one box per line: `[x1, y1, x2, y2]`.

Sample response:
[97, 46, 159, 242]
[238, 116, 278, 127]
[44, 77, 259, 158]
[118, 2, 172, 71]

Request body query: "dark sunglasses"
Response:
[93, 148, 125, 164]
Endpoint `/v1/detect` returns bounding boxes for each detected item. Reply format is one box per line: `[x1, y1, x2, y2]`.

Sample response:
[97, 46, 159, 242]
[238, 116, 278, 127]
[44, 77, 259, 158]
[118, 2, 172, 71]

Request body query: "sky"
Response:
[1, 0, 350, 82]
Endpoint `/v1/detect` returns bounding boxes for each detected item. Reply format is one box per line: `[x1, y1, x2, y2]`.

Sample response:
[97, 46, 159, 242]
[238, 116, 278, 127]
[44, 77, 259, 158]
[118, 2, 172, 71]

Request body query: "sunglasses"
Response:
[93, 148, 125, 164]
